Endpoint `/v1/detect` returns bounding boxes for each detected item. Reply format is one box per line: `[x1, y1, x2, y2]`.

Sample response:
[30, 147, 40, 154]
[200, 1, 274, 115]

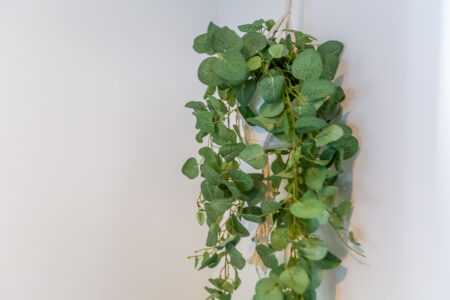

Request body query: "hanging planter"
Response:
[182, 2, 363, 299]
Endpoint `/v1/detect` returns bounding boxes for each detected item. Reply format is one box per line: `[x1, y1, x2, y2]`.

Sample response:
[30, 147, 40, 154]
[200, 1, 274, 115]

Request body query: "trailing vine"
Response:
[182, 18, 362, 300]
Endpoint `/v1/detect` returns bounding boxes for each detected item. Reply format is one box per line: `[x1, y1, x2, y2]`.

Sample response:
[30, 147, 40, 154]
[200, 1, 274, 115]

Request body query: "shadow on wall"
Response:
[317, 68, 367, 299]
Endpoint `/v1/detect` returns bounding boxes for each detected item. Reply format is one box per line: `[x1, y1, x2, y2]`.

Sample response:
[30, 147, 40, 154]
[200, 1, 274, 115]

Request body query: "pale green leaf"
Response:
[238, 144, 268, 169]
[301, 79, 336, 101]
[279, 266, 309, 294]
[294, 238, 328, 260]
[305, 167, 328, 191]
[290, 190, 326, 219]
[314, 124, 344, 147]
[259, 102, 285, 118]
[268, 44, 285, 58]
[254, 278, 283, 300]
[292, 49, 323, 80]
[247, 56, 262, 71]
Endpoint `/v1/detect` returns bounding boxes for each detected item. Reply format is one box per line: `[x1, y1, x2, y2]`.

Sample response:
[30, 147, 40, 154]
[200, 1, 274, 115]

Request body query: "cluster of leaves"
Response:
[183, 18, 361, 300]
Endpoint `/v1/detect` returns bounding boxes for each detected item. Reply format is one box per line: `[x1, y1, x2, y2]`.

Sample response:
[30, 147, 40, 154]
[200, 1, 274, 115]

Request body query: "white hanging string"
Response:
[267, 0, 296, 43]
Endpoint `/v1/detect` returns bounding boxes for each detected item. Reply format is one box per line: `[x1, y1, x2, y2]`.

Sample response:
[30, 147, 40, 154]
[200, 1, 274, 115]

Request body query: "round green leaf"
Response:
[270, 227, 289, 251]
[198, 57, 223, 86]
[318, 40, 344, 57]
[279, 266, 310, 294]
[247, 56, 262, 71]
[295, 116, 328, 133]
[268, 44, 285, 58]
[242, 32, 267, 56]
[182, 157, 199, 179]
[238, 144, 268, 169]
[314, 124, 344, 147]
[301, 79, 336, 101]
[305, 167, 328, 191]
[315, 251, 342, 269]
[295, 238, 328, 260]
[212, 26, 243, 53]
[292, 49, 323, 80]
[229, 169, 254, 191]
[255, 278, 283, 300]
[193, 33, 214, 55]
[260, 74, 285, 103]
[290, 190, 326, 219]
[259, 102, 285, 118]
[213, 51, 247, 85]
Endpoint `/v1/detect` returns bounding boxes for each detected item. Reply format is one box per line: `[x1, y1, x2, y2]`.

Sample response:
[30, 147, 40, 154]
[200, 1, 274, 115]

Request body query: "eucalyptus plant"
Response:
[182, 18, 362, 300]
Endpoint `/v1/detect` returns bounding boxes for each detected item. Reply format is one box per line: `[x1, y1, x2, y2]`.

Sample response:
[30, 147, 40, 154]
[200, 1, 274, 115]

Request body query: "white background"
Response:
[0, 0, 449, 299]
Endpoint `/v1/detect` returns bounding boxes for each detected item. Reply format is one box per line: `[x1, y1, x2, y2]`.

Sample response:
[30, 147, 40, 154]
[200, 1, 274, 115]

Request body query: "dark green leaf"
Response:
[256, 245, 278, 269]
[259, 102, 285, 118]
[198, 57, 223, 86]
[234, 79, 256, 106]
[295, 116, 328, 133]
[242, 32, 267, 56]
[229, 169, 254, 191]
[193, 110, 214, 133]
[315, 251, 342, 269]
[219, 143, 246, 162]
[214, 50, 248, 85]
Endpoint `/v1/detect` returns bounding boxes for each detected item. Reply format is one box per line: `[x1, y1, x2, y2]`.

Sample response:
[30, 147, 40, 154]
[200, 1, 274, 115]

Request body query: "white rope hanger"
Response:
[267, 0, 296, 43]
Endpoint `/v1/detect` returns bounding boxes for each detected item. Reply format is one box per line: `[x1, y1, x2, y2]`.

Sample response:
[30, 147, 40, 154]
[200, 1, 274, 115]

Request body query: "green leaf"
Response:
[214, 50, 248, 85]
[212, 26, 243, 53]
[210, 197, 233, 216]
[305, 167, 328, 191]
[206, 223, 218, 246]
[219, 143, 246, 162]
[238, 144, 268, 169]
[315, 251, 342, 269]
[234, 79, 256, 106]
[231, 214, 250, 237]
[295, 116, 328, 133]
[199, 147, 221, 171]
[193, 110, 214, 133]
[198, 57, 223, 86]
[279, 266, 310, 294]
[182, 157, 199, 179]
[247, 56, 262, 71]
[301, 79, 336, 101]
[196, 211, 205, 226]
[303, 290, 317, 300]
[229, 169, 254, 191]
[318, 40, 344, 57]
[314, 124, 344, 147]
[290, 190, 326, 219]
[200, 163, 222, 184]
[294, 238, 328, 260]
[212, 123, 237, 146]
[259, 102, 285, 118]
[242, 32, 267, 56]
[320, 53, 340, 80]
[292, 49, 323, 80]
[270, 227, 289, 251]
[254, 278, 283, 300]
[349, 231, 361, 246]
[185, 101, 207, 111]
[193, 33, 215, 55]
[271, 154, 286, 174]
[331, 135, 359, 159]
[260, 74, 285, 103]
[226, 244, 246, 270]
[255, 245, 278, 269]
[268, 44, 285, 58]
[293, 104, 316, 118]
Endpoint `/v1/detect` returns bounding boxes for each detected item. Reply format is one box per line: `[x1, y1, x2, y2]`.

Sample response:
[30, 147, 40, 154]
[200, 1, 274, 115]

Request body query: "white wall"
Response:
[0, 1, 216, 299]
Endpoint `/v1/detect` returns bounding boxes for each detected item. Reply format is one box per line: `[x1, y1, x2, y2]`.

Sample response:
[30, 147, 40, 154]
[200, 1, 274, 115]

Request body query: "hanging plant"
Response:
[182, 13, 363, 300]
